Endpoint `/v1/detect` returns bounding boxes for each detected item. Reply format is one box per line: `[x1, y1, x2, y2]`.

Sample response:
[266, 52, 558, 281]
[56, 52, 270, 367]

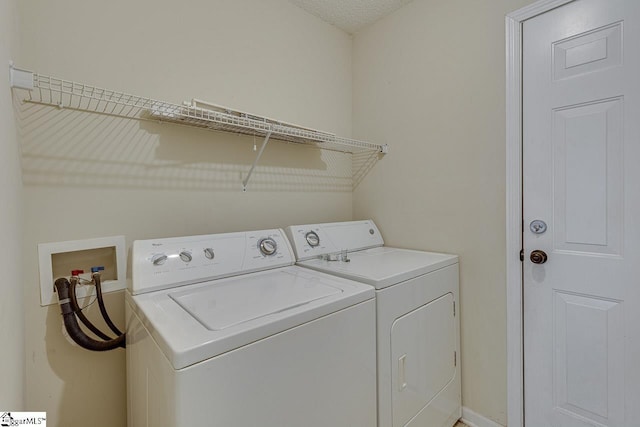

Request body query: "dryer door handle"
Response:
[398, 354, 407, 391]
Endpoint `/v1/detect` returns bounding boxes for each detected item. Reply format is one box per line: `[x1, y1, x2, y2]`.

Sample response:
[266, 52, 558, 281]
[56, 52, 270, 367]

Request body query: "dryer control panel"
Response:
[131, 229, 294, 295]
[286, 220, 384, 261]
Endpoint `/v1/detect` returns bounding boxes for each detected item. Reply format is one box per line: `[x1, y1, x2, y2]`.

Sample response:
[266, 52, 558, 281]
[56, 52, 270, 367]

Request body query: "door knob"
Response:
[530, 250, 548, 264]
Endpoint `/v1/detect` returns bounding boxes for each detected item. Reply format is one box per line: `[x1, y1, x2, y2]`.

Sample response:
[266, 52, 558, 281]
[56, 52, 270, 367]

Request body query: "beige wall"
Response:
[17, 0, 353, 425]
[352, 0, 534, 425]
[0, 0, 24, 410]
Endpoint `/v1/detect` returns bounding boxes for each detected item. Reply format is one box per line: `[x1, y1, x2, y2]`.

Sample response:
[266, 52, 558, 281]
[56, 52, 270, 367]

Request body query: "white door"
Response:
[523, 1, 640, 426]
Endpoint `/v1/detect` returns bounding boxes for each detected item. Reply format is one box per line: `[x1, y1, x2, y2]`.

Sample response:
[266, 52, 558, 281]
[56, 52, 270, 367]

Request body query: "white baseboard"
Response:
[461, 407, 506, 427]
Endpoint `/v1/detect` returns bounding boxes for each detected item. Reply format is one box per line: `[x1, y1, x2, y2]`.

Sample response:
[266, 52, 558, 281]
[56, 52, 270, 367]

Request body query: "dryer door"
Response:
[391, 292, 456, 427]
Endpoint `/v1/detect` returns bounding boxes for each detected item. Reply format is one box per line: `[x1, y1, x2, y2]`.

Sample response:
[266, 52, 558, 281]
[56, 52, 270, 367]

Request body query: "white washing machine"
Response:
[125, 228, 377, 427]
[286, 220, 461, 427]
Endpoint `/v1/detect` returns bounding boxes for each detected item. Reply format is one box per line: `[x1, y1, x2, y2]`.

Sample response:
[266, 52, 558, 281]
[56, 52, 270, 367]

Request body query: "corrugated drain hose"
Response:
[54, 277, 125, 351]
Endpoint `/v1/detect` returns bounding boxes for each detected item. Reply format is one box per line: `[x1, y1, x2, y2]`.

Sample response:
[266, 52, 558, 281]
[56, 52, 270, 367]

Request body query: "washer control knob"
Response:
[305, 231, 320, 247]
[258, 238, 277, 256]
[179, 251, 193, 263]
[151, 254, 168, 266]
[203, 248, 215, 260]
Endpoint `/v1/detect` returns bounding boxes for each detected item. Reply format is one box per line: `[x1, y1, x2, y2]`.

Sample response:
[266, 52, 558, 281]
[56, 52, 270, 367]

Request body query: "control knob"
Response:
[258, 238, 277, 256]
[204, 247, 215, 260]
[305, 231, 320, 247]
[151, 254, 168, 266]
[179, 251, 193, 263]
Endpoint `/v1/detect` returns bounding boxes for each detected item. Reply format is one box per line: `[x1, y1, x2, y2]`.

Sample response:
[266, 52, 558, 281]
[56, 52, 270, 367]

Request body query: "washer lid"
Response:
[298, 247, 458, 289]
[170, 271, 342, 330]
[127, 266, 374, 370]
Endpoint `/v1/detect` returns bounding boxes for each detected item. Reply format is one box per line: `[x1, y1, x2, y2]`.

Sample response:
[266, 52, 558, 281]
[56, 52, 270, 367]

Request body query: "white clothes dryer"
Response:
[286, 220, 461, 427]
[126, 228, 376, 427]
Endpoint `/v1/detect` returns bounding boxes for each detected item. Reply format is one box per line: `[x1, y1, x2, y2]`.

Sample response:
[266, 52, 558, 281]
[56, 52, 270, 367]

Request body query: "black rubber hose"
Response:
[68, 277, 114, 341]
[93, 273, 123, 336]
[54, 278, 125, 351]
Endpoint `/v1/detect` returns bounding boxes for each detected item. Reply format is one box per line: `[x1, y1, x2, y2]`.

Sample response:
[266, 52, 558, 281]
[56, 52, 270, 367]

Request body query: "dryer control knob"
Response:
[204, 248, 215, 260]
[258, 238, 277, 256]
[151, 254, 168, 266]
[305, 231, 320, 247]
[179, 251, 193, 263]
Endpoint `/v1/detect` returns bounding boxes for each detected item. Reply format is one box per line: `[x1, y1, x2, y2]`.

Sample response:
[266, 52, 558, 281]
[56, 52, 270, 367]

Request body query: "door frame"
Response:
[505, 1, 575, 426]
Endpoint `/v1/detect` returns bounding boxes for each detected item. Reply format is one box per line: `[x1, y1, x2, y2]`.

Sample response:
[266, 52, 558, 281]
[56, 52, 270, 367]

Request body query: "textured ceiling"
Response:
[289, 0, 415, 33]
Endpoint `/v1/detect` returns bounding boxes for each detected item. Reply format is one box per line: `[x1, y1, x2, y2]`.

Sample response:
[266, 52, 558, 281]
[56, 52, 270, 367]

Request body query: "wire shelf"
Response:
[10, 66, 387, 190]
[12, 69, 388, 155]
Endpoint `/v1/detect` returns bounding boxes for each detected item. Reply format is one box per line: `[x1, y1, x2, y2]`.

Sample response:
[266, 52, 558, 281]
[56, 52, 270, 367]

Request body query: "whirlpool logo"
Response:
[0, 412, 46, 426]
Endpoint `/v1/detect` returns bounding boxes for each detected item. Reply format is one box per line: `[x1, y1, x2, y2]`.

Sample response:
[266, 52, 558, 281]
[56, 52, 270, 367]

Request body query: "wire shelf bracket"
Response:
[9, 65, 388, 190]
[242, 131, 272, 191]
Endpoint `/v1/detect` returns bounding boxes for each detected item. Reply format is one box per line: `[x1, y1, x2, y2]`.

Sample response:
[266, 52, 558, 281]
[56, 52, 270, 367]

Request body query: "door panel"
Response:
[552, 23, 623, 81]
[523, 1, 640, 425]
[553, 292, 624, 424]
[552, 97, 623, 255]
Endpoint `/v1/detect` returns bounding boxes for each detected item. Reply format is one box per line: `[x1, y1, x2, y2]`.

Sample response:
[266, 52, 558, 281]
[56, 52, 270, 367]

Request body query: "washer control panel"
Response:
[131, 229, 294, 295]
